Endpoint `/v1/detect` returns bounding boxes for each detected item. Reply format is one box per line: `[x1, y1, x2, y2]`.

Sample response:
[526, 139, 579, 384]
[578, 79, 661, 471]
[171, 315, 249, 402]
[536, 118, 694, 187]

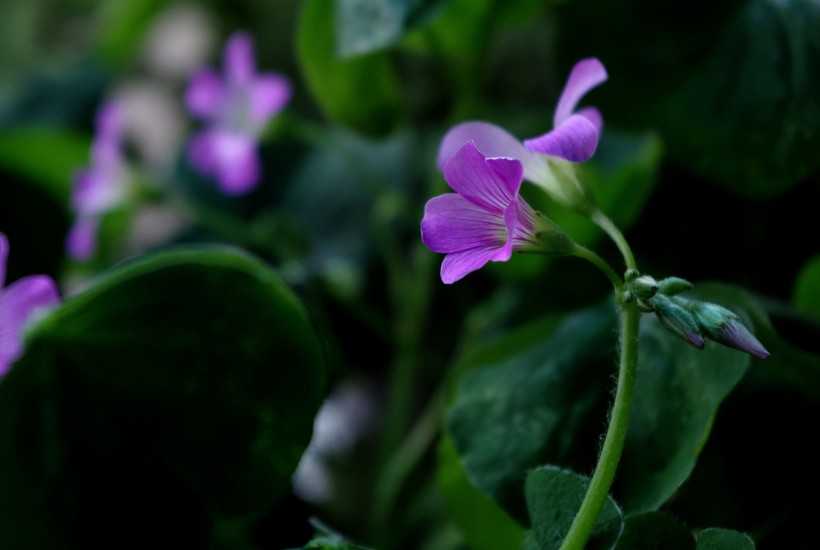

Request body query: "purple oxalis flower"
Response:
[436, 58, 607, 211]
[186, 31, 292, 195]
[67, 101, 129, 261]
[421, 141, 571, 284]
[0, 234, 61, 377]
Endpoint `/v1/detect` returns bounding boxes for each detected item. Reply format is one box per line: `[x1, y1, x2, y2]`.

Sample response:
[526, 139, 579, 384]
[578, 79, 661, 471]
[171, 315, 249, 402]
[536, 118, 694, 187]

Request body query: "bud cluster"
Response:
[624, 272, 769, 359]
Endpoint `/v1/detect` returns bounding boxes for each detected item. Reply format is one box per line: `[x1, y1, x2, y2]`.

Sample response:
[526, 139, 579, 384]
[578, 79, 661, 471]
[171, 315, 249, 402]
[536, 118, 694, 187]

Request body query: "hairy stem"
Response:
[572, 244, 623, 289]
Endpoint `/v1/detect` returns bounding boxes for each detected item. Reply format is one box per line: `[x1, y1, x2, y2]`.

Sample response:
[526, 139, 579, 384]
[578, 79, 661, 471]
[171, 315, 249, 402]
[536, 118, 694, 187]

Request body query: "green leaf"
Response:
[0, 127, 90, 203]
[296, 0, 401, 136]
[446, 303, 617, 520]
[557, 0, 820, 196]
[97, 0, 166, 64]
[437, 435, 526, 550]
[695, 528, 754, 549]
[616, 292, 751, 512]
[793, 255, 820, 321]
[525, 465, 622, 550]
[301, 518, 373, 549]
[614, 512, 694, 550]
[335, 0, 447, 56]
[0, 246, 325, 546]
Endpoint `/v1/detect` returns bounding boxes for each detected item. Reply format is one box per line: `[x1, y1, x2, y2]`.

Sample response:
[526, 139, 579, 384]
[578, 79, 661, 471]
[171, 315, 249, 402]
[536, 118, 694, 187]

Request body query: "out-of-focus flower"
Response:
[0, 233, 61, 377]
[67, 101, 130, 261]
[185, 31, 292, 195]
[421, 141, 573, 284]
[436, 58, 607, 213]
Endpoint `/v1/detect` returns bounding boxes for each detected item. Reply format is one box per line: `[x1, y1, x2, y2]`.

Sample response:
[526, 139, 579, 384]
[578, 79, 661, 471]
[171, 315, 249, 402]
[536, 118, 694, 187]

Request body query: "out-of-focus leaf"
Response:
[614, 512, 695, 550]
[297, 0, 401, 136]
[525, 466, 623, 550]
[335, 0, 447, 56]
[793, 255, 820, 321]
[616, 291, 751, 512]
[557, 0, 820, 196]
[0, 127, 90, 203]
[695, 528, 754, 549]
[437, 436, 526, 550]
[97, 0, 166, 63]
[300, 518, 373, 549]
[0, 246, 325, 547]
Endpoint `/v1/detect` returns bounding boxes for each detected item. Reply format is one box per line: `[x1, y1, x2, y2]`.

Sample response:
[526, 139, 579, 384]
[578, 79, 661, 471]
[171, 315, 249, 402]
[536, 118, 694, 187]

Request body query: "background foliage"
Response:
[0, 0, 819, 548]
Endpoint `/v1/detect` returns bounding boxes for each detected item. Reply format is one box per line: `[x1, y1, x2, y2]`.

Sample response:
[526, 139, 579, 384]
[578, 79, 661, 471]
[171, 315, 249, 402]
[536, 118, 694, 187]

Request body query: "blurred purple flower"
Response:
[421, 141, 550, 284]
[67, 101, 128, 261]
[436, 59, 607, 212]
[0, 233, 61, 377]
[186, 31, 292, 195]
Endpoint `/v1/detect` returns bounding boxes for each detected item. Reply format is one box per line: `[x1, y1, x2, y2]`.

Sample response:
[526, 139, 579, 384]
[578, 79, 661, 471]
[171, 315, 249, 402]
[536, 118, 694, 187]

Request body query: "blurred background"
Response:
[1, 0, 819, 548]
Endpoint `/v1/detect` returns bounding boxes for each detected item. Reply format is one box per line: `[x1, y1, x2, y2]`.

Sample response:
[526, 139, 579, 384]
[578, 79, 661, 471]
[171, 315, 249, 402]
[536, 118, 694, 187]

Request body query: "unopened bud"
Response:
[658, 277, 693, 296]
[651, 294, 705, 349]
[687, 302, 770, 360]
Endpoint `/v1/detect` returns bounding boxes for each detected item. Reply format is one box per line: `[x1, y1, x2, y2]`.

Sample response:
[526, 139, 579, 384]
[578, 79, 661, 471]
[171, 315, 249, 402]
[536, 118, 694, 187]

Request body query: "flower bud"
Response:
[651, 294, 705, 349]
[687, 301, 770, 359]
[658, 277, 693, 296]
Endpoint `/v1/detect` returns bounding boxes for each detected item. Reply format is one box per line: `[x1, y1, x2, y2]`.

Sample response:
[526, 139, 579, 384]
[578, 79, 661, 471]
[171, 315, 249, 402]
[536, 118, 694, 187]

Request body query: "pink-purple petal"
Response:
[576, 106, 604, 134]
[188, 129, 260, 194]
[437, 121, 539, 172]
[0, 275, 60, 376]
[523, 114, 600, 163]
[553, 58, 608, 127]
[95, 101, 124, 139]
[444, 142, 519, 213]
[440, 246, 506, 285]
[250, 74, 292, 122]
[224, 32, 256, 85]
[186, 68, 227, 120]
[66, 216, 100, 261]
[421, 194, 506, 253]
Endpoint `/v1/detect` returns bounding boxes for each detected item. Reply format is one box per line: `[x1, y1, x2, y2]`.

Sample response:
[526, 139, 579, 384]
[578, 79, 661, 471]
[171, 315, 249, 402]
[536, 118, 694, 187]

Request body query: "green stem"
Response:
[560, 302, 640, 550]
[571, 245, 623, 289]
[592, 209, 637, 272]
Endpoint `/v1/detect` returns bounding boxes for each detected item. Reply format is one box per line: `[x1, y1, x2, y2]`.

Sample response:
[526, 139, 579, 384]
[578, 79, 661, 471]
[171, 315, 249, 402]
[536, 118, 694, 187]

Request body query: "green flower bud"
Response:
[528, 211, 576, 256]
[687, 301, 770, 359]
[651, 294, 705, 349]
[658, 277, 693, 296]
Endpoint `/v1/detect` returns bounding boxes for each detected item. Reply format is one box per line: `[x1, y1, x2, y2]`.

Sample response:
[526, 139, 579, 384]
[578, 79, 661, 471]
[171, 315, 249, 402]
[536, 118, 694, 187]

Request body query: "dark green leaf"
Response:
[301, 518, 373, 549]
[695, 528, 754, 549]
[614, 512, 694, 550]
[446, 303, 617, 520]
[793, 255, 820, 321]
[0, 127, 90, 203]
[525, 465, 622, 550]
[335, 0, 446, 56]
[437, 436, 526, 550]
[0, 246, 325, 546]
[296, 0, 401, 136]
[616, 292, 751, 512]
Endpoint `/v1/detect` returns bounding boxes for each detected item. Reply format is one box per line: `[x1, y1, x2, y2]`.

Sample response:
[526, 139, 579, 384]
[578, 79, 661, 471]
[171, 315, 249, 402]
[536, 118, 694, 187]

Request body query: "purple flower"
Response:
[67, 101, 129, 261]
[436, 58, 607, 212]
[186, 31, 292, 195]
[0, 233, 61, 377]
[421, 141, 571, 284]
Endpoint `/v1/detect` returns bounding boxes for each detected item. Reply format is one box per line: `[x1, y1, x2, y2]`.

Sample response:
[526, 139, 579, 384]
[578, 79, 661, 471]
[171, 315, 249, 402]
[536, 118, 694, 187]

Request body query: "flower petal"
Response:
[224, 32, 256, 85]
[576, 106, 603, 134]
[186, 68, 227, 120]
[0, 233, 7, 288]
[189, 130, 261, 195]
[66, 216, 100, 261]
[250, 74, 292, 122]
[421, 194, 506, 253]
[0, 274, 60, 376]
[523, 114, 600, 163]
[96, 101, 124, 139]
[440, 246, 507, 284]
[437, 122, 547, 182]
[553, 58, 608, 127]
[444, 142, 522, 212]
